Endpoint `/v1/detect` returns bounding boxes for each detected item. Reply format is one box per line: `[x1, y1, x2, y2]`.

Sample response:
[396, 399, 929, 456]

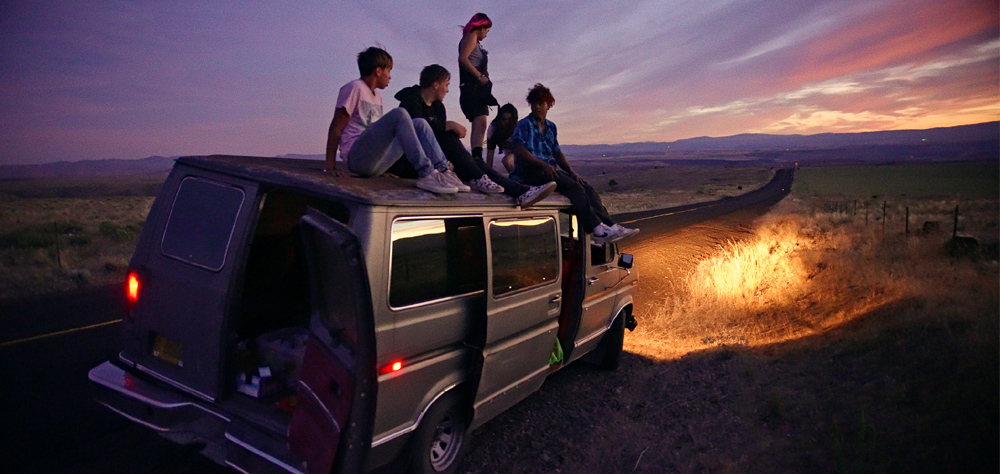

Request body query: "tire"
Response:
[596, 312, 625, 371]
[407, 392, 469, 474]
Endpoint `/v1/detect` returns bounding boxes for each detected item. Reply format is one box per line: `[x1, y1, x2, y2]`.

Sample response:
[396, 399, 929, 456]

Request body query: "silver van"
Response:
[89, 155, 637, 474]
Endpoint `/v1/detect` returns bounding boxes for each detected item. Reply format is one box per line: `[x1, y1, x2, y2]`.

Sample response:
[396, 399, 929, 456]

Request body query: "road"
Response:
[0, 168, 793, 473]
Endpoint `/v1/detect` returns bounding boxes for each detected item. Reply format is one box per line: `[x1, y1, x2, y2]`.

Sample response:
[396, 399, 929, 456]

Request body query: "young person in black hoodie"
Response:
[394, 64, 556, 207]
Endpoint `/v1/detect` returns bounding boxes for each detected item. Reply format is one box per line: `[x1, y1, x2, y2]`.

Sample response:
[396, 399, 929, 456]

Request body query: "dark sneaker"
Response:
[415, 170, 458, 194]
[516, 182, 557, 208]
[469, 175, 504, 194]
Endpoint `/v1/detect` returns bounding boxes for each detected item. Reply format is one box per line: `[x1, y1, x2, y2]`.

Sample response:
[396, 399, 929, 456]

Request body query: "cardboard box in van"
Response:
[89, 155, 637, 474]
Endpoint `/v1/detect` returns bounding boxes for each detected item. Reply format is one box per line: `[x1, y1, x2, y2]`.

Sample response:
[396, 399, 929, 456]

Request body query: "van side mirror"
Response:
[617, 253, 633, 269]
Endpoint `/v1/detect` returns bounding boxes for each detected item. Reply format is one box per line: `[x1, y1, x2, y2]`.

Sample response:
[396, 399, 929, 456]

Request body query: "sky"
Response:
[1, 0, 997, 165]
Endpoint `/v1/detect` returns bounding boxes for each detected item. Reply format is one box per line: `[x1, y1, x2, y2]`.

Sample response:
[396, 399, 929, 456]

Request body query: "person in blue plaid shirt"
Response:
[509, 83, 638, 244]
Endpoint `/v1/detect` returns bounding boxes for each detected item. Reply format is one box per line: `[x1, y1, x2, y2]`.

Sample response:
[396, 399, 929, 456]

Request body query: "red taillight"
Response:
[127, 272, 140, 303]
[379, 360, 404, 375]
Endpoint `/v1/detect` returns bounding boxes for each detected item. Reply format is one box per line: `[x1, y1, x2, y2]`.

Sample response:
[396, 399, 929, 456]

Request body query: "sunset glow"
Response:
[1, 0, 996, 165]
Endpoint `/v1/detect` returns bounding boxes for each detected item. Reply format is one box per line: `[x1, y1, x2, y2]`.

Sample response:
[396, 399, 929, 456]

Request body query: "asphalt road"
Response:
[0, 168, 793, 474]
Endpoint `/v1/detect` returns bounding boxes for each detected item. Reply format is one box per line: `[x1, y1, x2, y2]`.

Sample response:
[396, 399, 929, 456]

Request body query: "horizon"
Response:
[2, 120, 997, 167]
[1, 1, 997, 165]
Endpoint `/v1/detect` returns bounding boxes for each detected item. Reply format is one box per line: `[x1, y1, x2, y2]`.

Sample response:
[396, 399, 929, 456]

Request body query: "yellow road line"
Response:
[618, 206, 702, 225]
[0, 319, 122, 349]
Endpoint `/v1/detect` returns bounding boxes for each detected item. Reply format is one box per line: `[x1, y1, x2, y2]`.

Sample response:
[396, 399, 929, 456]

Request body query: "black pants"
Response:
[436, 133, 529, 199]
[518, 166, 613, 232]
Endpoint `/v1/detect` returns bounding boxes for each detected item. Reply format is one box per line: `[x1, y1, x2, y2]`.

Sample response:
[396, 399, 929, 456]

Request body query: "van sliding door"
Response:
[288, 208, 377, 474]
[474, 216, 562, 427]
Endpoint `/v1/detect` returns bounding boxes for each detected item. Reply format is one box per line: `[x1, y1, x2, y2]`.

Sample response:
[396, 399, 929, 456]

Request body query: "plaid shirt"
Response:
[510, 115, 560, 182]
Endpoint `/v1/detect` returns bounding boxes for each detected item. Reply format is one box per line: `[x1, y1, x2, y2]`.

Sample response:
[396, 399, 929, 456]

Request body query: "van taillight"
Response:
[125, 272, 139, 320]
[127, 272, 140, 304]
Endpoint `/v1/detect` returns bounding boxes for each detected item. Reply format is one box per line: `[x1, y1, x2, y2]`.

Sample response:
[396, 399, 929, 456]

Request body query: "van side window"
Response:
[591, 242, 614, 266]
[390, 217, 485, 308]
[490, 217, 559, 297]
[161, 177, 245, 271]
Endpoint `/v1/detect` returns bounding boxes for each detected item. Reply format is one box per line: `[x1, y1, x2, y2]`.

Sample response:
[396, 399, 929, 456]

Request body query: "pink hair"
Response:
[462, 13, 492, 36]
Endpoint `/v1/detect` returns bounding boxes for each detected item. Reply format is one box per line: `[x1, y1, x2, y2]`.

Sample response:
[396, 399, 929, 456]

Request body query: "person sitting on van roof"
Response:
[324, 47, 463, 194]
[394, 64, 557, 208]
[509, 83, 639, 244]
[487, 103, 518, 173]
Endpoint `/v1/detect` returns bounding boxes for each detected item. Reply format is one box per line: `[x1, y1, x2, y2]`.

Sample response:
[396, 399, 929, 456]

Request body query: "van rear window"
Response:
[389, 217, 485, 308]
[161, 177, 245, 271]
[490, 217, 559, 296]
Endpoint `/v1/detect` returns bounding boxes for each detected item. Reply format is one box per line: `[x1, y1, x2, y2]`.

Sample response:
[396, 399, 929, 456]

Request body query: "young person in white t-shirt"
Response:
[324, 47, 463, 194]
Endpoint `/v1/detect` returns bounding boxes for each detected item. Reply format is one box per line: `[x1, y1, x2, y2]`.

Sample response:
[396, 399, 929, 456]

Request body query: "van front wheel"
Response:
[407, 392, 469, 474]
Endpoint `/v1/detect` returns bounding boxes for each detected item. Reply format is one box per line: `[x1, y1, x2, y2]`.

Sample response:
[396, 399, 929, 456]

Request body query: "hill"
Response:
[1, 122, 996, 180]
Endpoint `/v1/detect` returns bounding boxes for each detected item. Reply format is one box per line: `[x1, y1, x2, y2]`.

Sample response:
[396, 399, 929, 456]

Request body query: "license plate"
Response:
[151, 333, 184, 367]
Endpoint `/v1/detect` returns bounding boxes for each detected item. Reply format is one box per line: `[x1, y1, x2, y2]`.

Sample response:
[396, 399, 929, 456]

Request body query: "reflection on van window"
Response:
[161, 177, 245, 271]
[490, 217, 558, 297]
[390, 217, 485, 308]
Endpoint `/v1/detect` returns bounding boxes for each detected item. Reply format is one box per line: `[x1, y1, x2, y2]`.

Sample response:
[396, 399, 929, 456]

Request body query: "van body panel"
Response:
[371, 346, 469, 447]
[472, 319, 559, 428]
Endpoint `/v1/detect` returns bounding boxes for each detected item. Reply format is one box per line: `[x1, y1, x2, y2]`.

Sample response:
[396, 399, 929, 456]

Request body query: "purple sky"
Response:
[1, 0, 997, 165]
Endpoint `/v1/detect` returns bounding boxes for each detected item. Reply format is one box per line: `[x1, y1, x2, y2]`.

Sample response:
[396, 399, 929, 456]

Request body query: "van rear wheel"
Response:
[407, 392, 469, 474]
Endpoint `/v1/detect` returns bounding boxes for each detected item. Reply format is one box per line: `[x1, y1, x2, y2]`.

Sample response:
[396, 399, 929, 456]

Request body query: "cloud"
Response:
[1, 0, 996, 163]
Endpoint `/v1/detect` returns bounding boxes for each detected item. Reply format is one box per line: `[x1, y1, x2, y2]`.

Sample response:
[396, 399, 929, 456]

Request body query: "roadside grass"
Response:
[0, 195, 154, 299]
[614, 193, 998, 473]
[467, 190, 997, 473]
[634, 195, 999, 359]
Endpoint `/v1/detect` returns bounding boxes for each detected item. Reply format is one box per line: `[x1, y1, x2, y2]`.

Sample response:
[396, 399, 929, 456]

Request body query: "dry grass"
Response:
[0, 195, 154, 299]
[464, 192, 998, 474]
[631, 195, 999, 360]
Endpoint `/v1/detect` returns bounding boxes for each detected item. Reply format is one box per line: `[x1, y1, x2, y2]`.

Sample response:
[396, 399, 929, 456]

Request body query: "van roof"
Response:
[178, 155, 570, 209]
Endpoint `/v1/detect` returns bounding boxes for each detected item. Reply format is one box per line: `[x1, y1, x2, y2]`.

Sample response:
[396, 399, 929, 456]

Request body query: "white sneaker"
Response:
[441, 169, 471, 192]
[469, 175, 504, 194]
[592, 223, 624, 244]
[415, 170, 458, 194]
[516, 182, 557, 208]
[611, 223, 640, 240]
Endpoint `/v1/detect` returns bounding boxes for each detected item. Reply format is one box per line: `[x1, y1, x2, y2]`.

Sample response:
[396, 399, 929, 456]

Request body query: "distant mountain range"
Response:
[565, 121, 998, 154]
[1, 122, 996, 180]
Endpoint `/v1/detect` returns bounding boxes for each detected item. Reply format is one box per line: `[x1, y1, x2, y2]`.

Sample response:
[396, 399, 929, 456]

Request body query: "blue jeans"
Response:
[347, 108, 449, 178]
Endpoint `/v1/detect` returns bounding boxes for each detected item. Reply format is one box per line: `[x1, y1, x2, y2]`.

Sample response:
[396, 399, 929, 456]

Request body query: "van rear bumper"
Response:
[88, 360, 302, 474]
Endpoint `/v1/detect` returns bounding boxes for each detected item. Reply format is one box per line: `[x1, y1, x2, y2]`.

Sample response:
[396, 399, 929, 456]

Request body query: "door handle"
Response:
[587, 277, 599, 285]
[549, 294, 562, 303]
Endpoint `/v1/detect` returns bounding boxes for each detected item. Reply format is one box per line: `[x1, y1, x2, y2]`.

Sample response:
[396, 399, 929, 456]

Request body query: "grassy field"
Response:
[794, 161, 999, 198]
[0, 175, 160, 299]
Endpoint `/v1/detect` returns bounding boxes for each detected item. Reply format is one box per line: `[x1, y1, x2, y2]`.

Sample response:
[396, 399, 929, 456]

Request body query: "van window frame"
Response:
[159, 175, 246, 272]
[387, 215, 487, 311]
[488, 215, 561, 298]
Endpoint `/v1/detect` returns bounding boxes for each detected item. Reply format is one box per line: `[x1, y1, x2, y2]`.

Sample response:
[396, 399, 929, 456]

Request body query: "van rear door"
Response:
[124, 170, 257, 401]
[288, 208, 377, 474]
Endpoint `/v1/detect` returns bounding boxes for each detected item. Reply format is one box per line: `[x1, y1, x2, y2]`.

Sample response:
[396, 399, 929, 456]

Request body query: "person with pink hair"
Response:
[458, 12, 498, 163]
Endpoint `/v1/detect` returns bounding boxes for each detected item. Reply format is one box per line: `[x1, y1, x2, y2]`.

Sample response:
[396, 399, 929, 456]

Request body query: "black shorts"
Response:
[459, 81, 498, 121]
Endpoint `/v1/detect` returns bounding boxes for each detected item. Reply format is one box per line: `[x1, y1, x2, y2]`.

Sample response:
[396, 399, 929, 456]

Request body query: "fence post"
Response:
[882, 201, 887, 235]
[953, 205, 959, 238]
[53, 222, 62, 271]
[905, 206, 909, 239]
